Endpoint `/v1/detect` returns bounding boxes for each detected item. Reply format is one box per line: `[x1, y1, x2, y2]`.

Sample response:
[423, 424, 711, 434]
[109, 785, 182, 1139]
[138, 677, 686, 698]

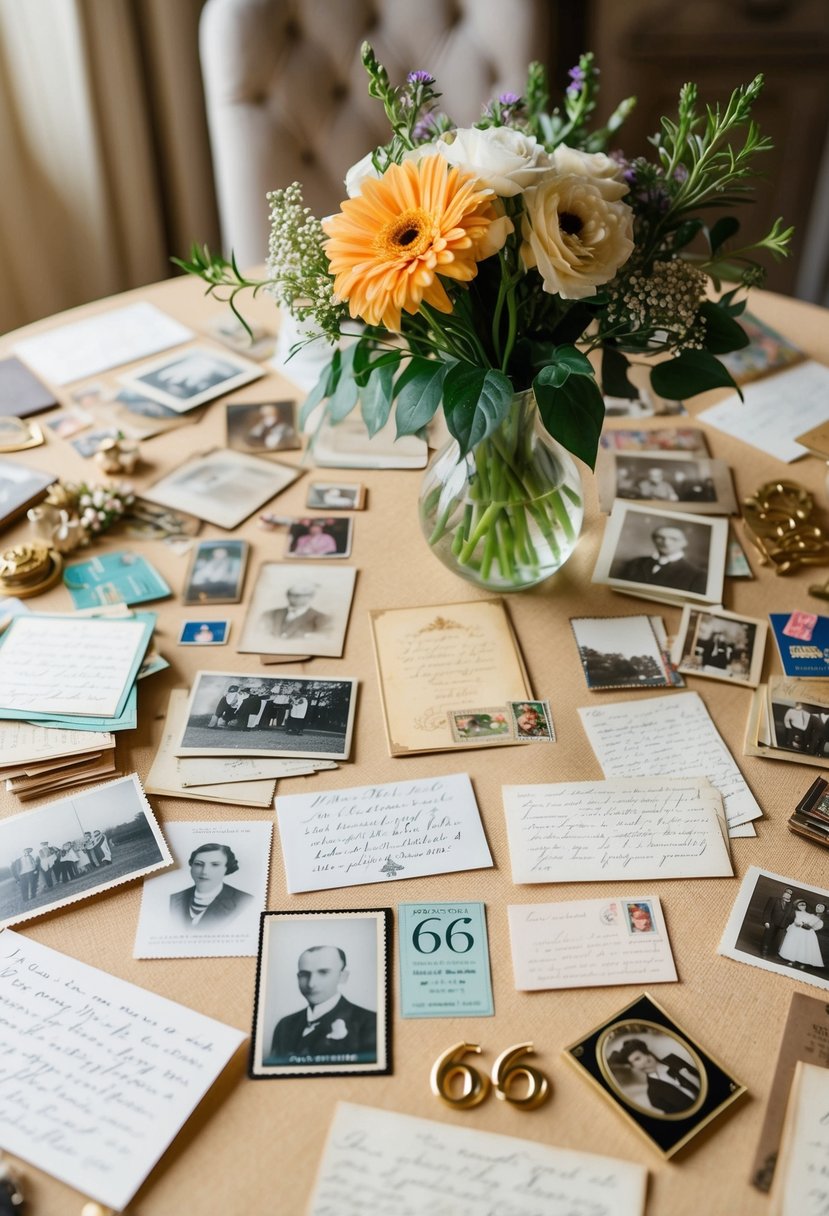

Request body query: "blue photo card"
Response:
[770, 612, 829, 678]
[398, 902, 494, 1018]
[63, 550, 171, 609]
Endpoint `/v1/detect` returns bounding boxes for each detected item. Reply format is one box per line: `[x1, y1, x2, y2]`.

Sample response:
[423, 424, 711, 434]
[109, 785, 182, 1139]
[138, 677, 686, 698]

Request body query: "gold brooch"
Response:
[0, 540, 62, 599]
[742, 480, 829, 575]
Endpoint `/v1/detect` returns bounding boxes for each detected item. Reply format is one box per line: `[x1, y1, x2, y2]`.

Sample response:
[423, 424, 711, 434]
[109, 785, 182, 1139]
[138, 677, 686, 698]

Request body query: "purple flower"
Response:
[412, 113, 439, 141]
[673, 164, 689, 182]
[407, 70, 435, 86]
[498, 91, 521, 107]
[566, 64, 585, 98]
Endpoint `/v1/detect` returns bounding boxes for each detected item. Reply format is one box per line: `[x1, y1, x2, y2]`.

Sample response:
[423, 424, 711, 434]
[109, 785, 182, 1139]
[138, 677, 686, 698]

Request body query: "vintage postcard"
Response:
[178, 620, 229, 645]
[579, 691, 762, 835]
[250, 908, 392, 1078]
[308, 1103, 647, 1216]
[226, 400, 299, 453]
[770, 611, 829, 678]
[134, 820, 271, 958]
[718, 866, 829, 992]
[119, 344, 262, 411]
[310, 411, 427, 469]
[750, 992, 829, 1192]
[306, 481, 366, 510]
[285, 516, 353, 559]
[508, 896, 677, 991]
[69, 426, 119, 458]
[0, 459, 55, 529]
[593, 502, 728, 607]
[176, 671, 357, 762]
[63, 550, 171, 609]
[565, 992, 746, 1159]
[503, 777, 731, 884]
[182, 538, 248, 606]
[398, 901, 494, 1018]
[0, 773, 171, 930]
[769, 1062, 829, 1216]
[0, 929, 244, 1211]
[370, 599, 532, 756]
[600, 426, 709, 454]
[671, 605, 767, 688]
[121, 497, 202, 541]
[44, 407, 94, 439]
[718, 312, 804, 385]
[447, 707, 516, 745]
[509, 698, 555, 741]
[571, 615, 672, 690]
[236, 563, 356, 659]
[768, 676, 829, 760]
[142, 449, 300, 530]
[700, 360, 829, 463]
[206, 311, 276, 359]
[276, 773, 492, 894]
[597, 450, 737, 515]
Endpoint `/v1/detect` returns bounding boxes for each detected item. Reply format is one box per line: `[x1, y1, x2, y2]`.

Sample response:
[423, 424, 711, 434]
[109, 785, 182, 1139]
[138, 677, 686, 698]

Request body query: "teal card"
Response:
[30, 684, 138, 731]
[63, 550, 171, 608]
[398, 902, 494, 1018]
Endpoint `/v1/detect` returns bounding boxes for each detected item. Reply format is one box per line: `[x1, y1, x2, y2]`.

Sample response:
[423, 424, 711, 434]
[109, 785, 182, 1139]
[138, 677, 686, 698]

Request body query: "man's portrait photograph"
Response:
[236, 562, 357, 658]
[250, 909, 391, 1078]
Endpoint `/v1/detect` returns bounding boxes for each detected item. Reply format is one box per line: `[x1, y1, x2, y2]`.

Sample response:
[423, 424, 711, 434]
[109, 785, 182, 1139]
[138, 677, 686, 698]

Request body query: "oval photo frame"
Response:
[597, 1018, 708, 1122]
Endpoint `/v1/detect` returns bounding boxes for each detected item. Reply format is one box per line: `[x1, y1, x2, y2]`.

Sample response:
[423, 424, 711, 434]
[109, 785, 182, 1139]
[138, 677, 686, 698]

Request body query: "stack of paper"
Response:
[769, 1062, 829, 1215]
[745, 676, 829, 771]
[0, 723, 117, 800]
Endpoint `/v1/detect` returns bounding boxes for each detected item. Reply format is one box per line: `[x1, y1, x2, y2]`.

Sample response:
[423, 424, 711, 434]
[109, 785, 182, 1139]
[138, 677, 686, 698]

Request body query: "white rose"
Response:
[434, 127, 554, 196]
[553, 144, 629, 202]
[521, 174, 634, 299]
[344, 151, 382, 198]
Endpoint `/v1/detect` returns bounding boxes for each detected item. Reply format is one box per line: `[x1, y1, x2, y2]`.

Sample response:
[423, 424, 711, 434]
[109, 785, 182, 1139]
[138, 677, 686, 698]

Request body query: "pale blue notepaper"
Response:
[398, 902, 494, 1018]
[63, 550, 171, 608]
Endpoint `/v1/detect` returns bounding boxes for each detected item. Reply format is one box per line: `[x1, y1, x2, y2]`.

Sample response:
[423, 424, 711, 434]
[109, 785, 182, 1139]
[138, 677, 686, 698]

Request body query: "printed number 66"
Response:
[412, 916, 473, 954]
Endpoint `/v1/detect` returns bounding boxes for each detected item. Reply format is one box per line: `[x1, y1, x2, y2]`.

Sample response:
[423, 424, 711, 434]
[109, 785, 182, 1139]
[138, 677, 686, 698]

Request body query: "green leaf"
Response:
[327, 344, 360, 421]
[533, 370, 605, 470]
[300, 352, 340, 427]
[395, 357, 453, 436]
[650, 349, 742, 400]
[600, 346, 638, 400]
[360, 358, 397, 437]
[672, 219, 704, 250]
[442, 364, 513, 456]
[708, 216, 740, 253]
[548, 345, 594, 377]
[699, 301, 750, 354]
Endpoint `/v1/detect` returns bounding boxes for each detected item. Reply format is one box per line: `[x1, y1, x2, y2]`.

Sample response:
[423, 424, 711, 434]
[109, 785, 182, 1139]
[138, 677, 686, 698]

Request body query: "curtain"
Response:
[0, 0, 220, 335]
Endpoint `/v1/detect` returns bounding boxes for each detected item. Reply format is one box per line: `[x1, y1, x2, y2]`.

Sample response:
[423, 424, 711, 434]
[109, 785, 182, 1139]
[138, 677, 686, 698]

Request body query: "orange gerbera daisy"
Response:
[322, 154, 507, 332]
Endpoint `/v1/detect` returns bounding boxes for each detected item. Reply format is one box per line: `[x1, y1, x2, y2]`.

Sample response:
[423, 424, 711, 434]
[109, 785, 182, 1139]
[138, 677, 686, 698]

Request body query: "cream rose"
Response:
[345, 150, 381, 198]
[521, 175, 634, 299]
[433, 126, 554, 196]
[553, 144, 629, 202]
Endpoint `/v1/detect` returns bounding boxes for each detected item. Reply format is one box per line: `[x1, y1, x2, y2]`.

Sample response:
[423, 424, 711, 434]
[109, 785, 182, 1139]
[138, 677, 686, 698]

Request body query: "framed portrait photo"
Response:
[236, 562, 356, 659]
[119, 345, 262, 412]
[671, 605, 767, 688]
[226, 400, 300, 454]
[597, 450, 737, 515]
[250, 908, 391, 1078]
[182, 539, 248, 606]
[564, 992, 746, 1158]
[306, 481, 366, 511]
[285, 517, 352, 560]
[142, 450, 300, 531]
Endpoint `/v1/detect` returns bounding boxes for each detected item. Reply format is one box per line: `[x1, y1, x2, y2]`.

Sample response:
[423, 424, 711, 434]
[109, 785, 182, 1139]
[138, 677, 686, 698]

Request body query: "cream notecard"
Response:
[770, 1061, 829, 1215]
[579, 691, 761, 834]
[508, 896, 677, 990]
[275, 773, 492, 893]
[309, 1102, 647, 1216]
[699, 360, 829, 463]
[0, 721, 114, 768]
[503, 778, 732, 883]
[369, 599, 532, 756]
[0, 930, 245, 1211]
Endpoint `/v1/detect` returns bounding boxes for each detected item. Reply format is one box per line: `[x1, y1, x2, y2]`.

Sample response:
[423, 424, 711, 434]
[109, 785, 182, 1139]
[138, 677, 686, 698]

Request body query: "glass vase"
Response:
[418, 389, 584, 591]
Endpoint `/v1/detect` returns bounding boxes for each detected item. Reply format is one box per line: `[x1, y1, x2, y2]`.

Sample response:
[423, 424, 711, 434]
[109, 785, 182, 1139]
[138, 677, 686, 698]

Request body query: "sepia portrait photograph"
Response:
[236, 563, 356, 658]
[133, 820, 271, 958]
[175, 672, 358, 761]
[120, 345, 262, 411]
[566, 993, 746, 1158]
[571, 615, 671, 690]
[183, 539, 249, 606]
[594, 502, 728, 604]
[250, 908, 391, 1078]
[671, 606, 766, 688]
[306, 482, 366, 511]
[0, 774, 171, 931]
[142, 449, 300, 530]
[598, 451, 737, 516]
[226, 400, 300, 454]
[285, 517, 352, 560]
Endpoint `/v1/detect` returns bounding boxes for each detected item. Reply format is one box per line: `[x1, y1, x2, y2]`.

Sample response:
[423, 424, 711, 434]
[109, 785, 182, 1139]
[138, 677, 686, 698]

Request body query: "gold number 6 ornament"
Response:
[429, 1041, 490, 1109]
[491, 1042, 550, 1110]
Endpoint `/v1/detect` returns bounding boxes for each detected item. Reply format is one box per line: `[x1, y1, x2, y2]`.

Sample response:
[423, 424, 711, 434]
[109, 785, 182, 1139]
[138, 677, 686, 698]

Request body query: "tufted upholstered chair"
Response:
[199, 0, 552, 268]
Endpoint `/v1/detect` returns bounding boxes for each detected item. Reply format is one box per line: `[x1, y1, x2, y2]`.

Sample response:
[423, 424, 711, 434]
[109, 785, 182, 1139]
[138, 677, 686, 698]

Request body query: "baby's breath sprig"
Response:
[266, 183, 345, 342]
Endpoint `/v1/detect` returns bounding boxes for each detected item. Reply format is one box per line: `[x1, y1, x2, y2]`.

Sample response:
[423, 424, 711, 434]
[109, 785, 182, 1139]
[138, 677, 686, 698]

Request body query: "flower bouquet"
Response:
[180, 46, 791, 590]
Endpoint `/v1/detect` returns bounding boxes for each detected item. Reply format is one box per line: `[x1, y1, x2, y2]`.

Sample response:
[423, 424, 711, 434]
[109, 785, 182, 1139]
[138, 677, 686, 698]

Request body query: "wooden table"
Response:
[1, 276, 826, 1215]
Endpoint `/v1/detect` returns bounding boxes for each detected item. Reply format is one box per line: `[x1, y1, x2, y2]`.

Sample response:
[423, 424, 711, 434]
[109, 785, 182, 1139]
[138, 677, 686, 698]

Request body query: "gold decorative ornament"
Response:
[741, 480, 829, 575]
[0, 540, 62, 598]
[430, 1042, 490, 1109]
[491, 1042, 550, 1110]
[94, 434, 140, 475]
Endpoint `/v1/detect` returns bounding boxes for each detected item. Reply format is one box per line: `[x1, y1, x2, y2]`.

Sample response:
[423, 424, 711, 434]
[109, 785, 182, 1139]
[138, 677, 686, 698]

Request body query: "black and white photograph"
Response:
[142, 449, 300, 530]
[175, 672, 358, 761]
[306, 481, 366, 511]
[598, 451, 738, 515]
[226, 400, 300, 454]
[0, 773, 171, 930]
[133, 820, 271, 958]
[285, 517, 352, 560]
[572, 615, 672, 690]
[119, 345, 262, 412]
[769, 682, 829, 758]
[250, 908, 391, 1078]
[593, 502, 728, 606]
[718, 865, 829, 991]
[0, 458, 55, 528]
[236, 563, 356, 659]
[672, 606, 766, 688]
[182, 539, 249, 606]
[565, 993, 746, 1158]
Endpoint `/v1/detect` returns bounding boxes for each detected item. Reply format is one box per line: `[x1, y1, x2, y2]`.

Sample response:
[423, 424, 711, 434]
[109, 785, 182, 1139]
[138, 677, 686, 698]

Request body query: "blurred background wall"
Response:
[0, 0, 826, 335]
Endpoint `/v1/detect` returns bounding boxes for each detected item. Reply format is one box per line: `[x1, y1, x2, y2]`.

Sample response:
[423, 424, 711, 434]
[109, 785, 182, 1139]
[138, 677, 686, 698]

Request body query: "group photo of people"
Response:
[772, 696, 829, 757]
[675, 609, 759, 686]
[9, 831, 112, 902]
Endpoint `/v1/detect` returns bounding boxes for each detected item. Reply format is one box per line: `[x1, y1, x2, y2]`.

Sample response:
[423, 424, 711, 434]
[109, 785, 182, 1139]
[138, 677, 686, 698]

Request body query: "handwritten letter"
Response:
[770, 1062, 829, 1216]
[0, 930, 245, 1210]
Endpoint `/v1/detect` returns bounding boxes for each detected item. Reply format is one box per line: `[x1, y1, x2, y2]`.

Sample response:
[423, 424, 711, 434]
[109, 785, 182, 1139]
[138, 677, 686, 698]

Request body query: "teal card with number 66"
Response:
[398, 902, 494, 1018]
